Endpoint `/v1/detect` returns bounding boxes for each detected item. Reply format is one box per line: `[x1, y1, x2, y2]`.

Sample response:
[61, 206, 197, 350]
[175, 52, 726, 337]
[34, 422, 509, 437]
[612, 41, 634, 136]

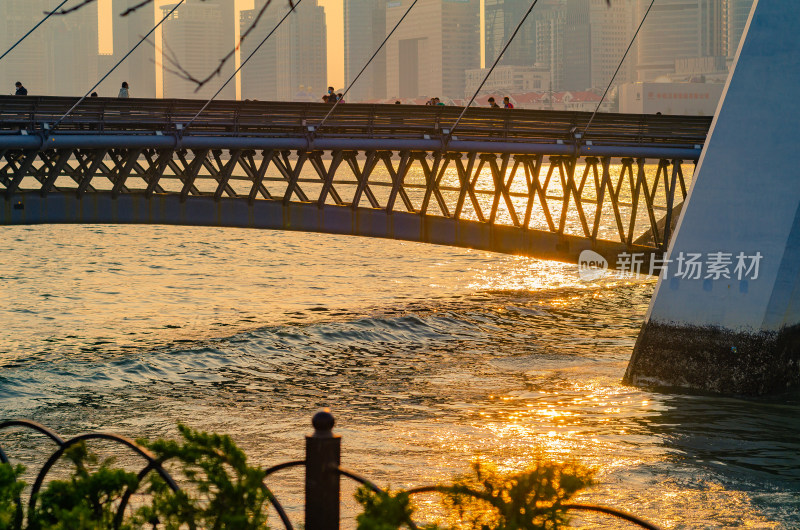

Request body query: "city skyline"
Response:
[1, 0, 752, 107]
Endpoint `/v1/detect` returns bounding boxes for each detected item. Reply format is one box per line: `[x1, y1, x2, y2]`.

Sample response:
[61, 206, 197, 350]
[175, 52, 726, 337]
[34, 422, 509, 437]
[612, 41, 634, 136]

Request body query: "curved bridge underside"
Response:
[0, 98, 708, 269]
[4, 191, 655, 265]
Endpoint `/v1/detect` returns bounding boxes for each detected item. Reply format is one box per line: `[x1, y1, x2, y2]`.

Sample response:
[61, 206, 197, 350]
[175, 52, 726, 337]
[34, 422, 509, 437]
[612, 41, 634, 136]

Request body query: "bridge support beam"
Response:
[625, 0, 800, 395]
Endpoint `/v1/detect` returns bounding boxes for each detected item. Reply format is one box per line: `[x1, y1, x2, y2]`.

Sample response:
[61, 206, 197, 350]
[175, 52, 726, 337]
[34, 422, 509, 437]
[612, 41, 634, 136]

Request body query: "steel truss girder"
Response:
[1, 147, 694, 254]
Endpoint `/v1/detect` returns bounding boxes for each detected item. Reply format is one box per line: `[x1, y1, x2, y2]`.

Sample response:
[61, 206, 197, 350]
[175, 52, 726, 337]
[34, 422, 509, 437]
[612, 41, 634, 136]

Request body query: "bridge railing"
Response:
[0, 96, 710, 149]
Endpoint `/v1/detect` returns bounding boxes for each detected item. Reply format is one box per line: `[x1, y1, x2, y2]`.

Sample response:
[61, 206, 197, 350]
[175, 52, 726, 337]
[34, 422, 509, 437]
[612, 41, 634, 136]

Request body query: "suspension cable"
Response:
[53, 0, 186, 129]
[583, 0, 656, 136]
[0, 0, 71, 64]
[314, 0, 421, 133]
[446, 0, 540, 143]
[183, 0, 303, 132]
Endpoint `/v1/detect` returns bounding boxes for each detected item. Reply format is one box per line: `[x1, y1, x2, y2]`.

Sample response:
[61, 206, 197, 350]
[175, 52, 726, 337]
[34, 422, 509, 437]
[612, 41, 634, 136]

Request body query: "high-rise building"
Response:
[563, 0, 635, 91]
[484, 0, 536, 68]
[240, 0, 326, 102]
[636, 0, 726, 82]
[0, 0, 99, 97]
[0, 0, 53, 96]
[101, 1, 157, 99]
[344, 0, 386, 102]
[724, 0, 753, 59]
[160, 0, 235, 100]
[535, 0, 566, 91]
[51, 1, 99, 97]
[700, 0, 725, 58]
[386, 0, 479, 100]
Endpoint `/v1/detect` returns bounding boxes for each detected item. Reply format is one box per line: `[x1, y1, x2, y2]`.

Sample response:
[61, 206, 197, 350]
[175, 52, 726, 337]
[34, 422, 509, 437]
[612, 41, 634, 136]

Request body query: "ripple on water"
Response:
[0, 225, 798, 528]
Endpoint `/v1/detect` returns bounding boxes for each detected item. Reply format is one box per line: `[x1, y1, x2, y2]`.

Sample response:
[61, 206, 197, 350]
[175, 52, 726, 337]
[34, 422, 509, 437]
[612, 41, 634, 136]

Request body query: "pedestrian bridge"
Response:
[0, 96, 710, 269]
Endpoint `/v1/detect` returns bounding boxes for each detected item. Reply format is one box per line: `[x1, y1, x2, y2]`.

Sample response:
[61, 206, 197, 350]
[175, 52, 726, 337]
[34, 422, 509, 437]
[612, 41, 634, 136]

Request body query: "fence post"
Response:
[305, 409, 341, 530]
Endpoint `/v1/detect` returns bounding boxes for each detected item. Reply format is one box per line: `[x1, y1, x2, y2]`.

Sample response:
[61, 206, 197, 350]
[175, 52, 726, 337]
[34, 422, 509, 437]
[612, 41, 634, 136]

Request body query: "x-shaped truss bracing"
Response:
[0, 147, 693, 267]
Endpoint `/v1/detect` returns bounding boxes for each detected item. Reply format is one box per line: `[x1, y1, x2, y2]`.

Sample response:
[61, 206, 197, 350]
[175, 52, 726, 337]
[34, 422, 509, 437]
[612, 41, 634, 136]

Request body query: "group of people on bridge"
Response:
[15, 79, 516, 110]
[12, 81, 130, 98]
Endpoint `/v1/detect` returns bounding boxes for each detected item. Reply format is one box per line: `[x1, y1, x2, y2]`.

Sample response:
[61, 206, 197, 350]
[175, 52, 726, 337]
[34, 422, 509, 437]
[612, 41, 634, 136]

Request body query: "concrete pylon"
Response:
[624, 0, 800, 395]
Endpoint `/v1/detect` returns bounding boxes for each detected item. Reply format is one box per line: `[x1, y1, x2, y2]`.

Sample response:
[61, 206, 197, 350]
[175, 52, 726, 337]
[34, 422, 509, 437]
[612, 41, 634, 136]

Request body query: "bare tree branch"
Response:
[52, 0, 296, 94]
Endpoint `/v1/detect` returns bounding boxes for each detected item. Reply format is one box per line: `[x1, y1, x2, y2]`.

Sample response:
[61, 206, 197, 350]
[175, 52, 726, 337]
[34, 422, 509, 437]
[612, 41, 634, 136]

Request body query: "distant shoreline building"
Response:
[484, 0, 536, 68]
[464, 65, 550, 96]
[0, 0, 97, 97]
[161, 0, 235, 100]
[619, 81, 724, 115]
[102, 0, 157, 99]
[564, 0, 635, 91]
[344, 0, 386, 102]
[240, 0, 327, 102]
[385, 0, 479, 101]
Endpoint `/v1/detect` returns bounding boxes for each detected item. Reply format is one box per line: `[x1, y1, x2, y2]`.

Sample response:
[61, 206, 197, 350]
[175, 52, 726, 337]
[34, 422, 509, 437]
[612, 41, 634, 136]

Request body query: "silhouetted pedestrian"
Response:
[118, 81, 129, 98]
[14, 82, 27, 96]
[337, 93, 345, 103]
[91, 92, 98, 97]
[487, 97, 499, 108]
[503, 97, 514, 109]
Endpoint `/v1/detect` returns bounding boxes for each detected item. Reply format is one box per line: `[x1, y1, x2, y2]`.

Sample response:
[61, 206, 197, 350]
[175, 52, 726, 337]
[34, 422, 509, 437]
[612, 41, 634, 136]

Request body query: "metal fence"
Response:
[0, 411, 662, 529]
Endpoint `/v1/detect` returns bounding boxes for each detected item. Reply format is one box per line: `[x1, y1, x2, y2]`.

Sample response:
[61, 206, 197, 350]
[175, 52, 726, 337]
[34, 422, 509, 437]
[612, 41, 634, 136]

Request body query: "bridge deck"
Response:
[0, 96, 710, 154]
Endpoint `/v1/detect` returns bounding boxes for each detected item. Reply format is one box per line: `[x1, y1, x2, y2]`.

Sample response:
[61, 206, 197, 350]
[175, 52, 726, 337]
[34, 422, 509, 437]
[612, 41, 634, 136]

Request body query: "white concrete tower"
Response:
[625, 0, 800, 395]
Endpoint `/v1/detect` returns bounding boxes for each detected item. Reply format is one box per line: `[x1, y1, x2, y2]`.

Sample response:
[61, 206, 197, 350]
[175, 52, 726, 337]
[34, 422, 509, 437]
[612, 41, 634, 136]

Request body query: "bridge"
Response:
[0, 96, 710, 268]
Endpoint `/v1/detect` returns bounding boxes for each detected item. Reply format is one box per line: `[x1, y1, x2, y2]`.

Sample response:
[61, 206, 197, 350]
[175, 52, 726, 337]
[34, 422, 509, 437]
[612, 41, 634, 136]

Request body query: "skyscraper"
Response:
[385, 0, 480, 100]
[724, 0, 753, 59]
[240, 0, 327, 102]
[535, 0, 566, 91]
[50, 1, 99, 97]
[0, 0, 53, 96]
[563, 0, 635, 91]
[635, 0, 723, 82]
[484, 0, 536, 68]
[344, 0, 386, 102]
[103, 0, 158, 99]
[0, 0, 99, 97]
[160, 0, 235, 100]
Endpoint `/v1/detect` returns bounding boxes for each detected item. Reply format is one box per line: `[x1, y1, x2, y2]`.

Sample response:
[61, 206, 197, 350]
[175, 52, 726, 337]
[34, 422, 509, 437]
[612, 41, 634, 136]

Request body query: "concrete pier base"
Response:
[625, 323, 800, 395]
[624, 0, 800, 396]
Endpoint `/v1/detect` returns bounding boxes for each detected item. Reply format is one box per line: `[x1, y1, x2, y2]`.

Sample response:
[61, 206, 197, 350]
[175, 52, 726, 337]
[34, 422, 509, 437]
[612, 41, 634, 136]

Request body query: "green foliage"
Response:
[0, 463, 25, 530]
[441, 461, 595, 530]
[1, 428, 594, 530]
[30, 442, 139, 530]
[134, 424, 272, 530]
[355, 461, 594, 530]
[355, 488, 416, 530]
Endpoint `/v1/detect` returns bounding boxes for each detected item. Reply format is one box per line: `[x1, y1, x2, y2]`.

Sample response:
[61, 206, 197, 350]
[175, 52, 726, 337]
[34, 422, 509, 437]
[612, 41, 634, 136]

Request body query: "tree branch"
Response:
[52, 0, 296, 94]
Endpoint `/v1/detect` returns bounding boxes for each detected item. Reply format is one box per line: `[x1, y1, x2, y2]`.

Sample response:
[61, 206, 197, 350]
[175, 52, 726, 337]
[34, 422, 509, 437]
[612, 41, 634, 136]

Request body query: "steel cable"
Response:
[0, 0, 71, 64]
[183, 0, 304, 132]
[314, 0, 421, 133]
[53, 0, 186, 129]
[446, 0, 540, 143]
[583, 0, 657, 136]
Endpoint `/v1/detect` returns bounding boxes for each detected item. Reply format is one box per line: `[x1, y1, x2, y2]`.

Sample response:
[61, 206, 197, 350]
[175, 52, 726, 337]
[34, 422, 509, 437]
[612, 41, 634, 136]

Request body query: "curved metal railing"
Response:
[0, 412, 663, 530]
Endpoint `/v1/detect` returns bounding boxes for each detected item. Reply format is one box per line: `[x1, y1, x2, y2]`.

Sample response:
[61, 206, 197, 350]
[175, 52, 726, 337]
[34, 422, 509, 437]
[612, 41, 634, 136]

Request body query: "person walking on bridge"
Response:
[118, 81, 129, 98]
[14, 82, 27, 96]
[503, 96, 514, 109]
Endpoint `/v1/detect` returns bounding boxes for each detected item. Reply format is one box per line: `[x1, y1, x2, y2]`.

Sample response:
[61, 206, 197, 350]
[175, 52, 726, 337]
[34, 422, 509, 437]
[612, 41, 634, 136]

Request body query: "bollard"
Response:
[305, 409, 341, 530]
